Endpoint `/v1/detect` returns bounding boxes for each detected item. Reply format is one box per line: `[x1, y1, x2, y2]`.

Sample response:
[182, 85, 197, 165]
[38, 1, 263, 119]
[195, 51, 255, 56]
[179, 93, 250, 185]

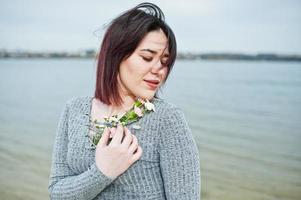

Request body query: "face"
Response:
[117, 28, 169, 100]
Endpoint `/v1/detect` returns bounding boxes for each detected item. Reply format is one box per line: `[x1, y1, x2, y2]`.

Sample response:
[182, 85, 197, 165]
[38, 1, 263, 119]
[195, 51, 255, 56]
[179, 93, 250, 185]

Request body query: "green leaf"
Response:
[134, 101, 142, 107]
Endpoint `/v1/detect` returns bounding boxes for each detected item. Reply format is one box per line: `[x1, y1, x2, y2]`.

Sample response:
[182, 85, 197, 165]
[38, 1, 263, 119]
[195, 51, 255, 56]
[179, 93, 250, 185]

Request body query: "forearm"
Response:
[48, 163, 115, 200]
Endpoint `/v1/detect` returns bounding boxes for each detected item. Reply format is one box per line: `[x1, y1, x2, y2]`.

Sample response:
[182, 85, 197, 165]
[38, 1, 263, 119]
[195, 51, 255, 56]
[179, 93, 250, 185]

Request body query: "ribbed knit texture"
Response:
[48, 96, 201, 200]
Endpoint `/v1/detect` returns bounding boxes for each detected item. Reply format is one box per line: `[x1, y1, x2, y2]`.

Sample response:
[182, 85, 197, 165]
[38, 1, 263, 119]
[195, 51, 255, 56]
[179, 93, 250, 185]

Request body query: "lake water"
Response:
[0, 59, 300, 200]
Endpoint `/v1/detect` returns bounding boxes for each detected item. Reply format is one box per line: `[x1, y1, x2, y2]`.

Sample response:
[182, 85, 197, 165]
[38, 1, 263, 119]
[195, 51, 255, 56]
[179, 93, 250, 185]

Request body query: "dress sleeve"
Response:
[48, 101, 115, 200]
[159, 105, 201, 200]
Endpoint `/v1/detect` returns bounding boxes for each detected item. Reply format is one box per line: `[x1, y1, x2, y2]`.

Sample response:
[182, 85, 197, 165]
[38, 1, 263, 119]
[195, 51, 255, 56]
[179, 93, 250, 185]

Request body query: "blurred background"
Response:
[0, 0, 300, 199]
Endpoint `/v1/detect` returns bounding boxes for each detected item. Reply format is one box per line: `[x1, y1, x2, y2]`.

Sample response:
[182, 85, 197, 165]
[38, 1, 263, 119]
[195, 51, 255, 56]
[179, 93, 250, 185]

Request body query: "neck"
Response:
[106, 77, 137, 117]
[106, 94, 136, 118]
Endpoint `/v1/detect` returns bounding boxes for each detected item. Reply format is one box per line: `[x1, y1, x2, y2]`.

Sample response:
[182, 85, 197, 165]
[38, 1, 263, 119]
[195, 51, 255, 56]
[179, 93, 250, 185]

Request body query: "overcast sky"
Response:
[1, 0, 300, 54]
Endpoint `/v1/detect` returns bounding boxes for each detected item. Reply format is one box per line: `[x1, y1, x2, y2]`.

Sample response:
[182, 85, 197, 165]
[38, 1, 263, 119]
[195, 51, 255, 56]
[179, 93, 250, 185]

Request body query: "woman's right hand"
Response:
[95, 124, 143, 179]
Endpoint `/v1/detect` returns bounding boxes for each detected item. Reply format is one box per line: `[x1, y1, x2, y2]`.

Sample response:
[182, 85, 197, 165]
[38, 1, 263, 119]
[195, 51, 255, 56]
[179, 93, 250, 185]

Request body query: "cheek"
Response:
[120, 57, 136, 77]
[127, 58, 150, 78]
[119, 58, 146, 86]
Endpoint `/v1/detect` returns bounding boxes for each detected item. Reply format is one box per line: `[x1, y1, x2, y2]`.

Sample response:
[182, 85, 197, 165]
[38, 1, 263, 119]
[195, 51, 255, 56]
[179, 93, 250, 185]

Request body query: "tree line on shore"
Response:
[1, 49, 300, 62]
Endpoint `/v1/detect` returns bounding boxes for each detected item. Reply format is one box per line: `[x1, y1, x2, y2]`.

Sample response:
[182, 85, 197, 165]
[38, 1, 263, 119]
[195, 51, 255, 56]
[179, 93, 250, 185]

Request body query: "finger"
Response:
[109, 127, 116, 138]
[98, 127, 110, 147]
[128, 134, 138, 154]
[111, 124, 124, 145]
[131, 145, 143, 162]
[121, 127, 133, 148]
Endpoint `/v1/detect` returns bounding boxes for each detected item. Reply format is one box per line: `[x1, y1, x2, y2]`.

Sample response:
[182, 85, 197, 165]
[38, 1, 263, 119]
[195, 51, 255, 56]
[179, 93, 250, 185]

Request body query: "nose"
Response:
[151, 59, 165, 74]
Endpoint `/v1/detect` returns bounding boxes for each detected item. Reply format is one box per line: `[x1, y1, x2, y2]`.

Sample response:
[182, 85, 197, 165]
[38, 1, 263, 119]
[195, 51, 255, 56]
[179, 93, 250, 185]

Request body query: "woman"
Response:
[48, 2, 201, 200]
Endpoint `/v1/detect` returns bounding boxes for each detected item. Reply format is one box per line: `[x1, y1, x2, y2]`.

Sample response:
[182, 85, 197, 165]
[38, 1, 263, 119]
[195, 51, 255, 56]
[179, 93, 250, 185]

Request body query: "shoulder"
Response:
[155, 98, 193, 141]
[65, 95, 90, 106]
[152, 97, 179, 111]
[63, 95, 90, 108]
[62, 95, 91, 115]
[152, 97, 186, 122]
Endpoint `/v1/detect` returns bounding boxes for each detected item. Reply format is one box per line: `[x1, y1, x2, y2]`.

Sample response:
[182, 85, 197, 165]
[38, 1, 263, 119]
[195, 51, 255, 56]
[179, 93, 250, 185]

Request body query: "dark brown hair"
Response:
[94, 2, 177, 106]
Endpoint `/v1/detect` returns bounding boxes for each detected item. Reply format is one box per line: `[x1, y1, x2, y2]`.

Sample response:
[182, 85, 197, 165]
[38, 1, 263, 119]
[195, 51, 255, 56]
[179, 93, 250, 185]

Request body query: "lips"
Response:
[144, 79, 160, 84]
[144, 79, 160, 90]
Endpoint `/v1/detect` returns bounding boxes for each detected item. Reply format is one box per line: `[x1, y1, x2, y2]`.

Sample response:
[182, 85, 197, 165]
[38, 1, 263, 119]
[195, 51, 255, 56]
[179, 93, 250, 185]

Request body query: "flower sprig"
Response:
[87, 98, 155, 149]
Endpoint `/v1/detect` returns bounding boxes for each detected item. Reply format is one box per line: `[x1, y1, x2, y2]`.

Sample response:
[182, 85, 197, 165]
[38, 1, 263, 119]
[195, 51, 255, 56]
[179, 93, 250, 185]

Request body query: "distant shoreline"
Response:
[1, 49, 300, 62]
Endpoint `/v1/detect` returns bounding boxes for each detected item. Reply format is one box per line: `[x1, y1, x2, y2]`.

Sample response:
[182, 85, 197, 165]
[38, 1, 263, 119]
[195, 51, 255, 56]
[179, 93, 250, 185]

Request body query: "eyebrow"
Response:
[140, 49, 169, 57]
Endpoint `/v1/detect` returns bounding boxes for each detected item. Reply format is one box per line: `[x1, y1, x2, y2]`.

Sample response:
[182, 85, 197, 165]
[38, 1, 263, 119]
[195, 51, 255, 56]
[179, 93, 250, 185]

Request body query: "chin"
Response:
[135, 90, 156, 100]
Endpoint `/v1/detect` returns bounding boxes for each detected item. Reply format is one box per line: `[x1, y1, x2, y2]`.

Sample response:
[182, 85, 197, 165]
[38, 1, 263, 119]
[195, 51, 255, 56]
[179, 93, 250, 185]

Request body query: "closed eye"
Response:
[161, 58, 168, 65]
[141, 56, 168, 66]
[141, 56, 153, 62]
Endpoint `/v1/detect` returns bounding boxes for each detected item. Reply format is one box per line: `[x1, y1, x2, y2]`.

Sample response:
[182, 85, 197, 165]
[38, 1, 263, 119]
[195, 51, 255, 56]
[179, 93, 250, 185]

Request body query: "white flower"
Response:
[109, 116, 119, 122]
[144, 100, 155, 112]
[137, 98, 146, 104]
[88, 130, 96, 138]
[95, 123, 106, 128]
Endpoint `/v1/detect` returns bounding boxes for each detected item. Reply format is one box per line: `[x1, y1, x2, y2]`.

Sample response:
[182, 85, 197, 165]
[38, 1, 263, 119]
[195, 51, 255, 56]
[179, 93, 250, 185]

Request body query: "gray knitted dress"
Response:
[48, 96, 201, 199]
